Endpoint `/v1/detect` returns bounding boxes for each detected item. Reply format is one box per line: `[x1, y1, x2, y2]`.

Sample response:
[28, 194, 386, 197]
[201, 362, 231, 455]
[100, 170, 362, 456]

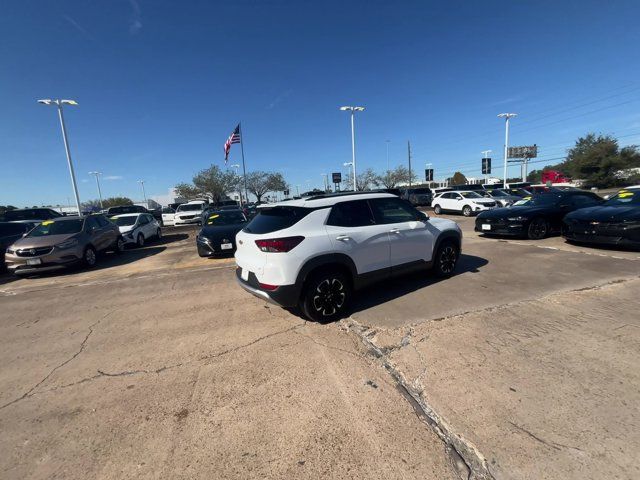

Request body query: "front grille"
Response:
[16, 247, 54, 257]
[484, 202, 496, 207]
[478, 217, 506, 226]
[179, 215, 195, 220]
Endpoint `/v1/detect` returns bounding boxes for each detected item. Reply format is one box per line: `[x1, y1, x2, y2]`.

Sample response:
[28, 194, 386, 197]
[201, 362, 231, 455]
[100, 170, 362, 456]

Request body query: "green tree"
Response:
[102, 197, 134, 208]
[560, 133, 640, 187]
[175, 165, 238, 203]
[451, 172, 468, 185]
[82, 199, 103, 211]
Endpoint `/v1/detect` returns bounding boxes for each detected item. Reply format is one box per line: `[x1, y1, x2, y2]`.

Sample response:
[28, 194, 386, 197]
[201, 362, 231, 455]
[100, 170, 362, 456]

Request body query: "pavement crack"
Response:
[345, 317, 495, 480]
[508, 421, 583, 452]
[292, 330, 367, 360]
[0, 319, 100, 410]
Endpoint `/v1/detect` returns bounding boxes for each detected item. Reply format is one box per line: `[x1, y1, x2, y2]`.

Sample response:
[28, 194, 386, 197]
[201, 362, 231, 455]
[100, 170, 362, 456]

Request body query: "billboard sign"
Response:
[425, 168, 434, 182]
[481, 157, 491, 175]
[332, 172, 342, 183]
[508, 145, 538, 159]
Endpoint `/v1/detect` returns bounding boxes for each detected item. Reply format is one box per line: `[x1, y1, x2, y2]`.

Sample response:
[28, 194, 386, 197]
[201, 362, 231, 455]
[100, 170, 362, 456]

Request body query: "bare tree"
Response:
[175, 165, 238, 203]
[377, 165, 417, 188]
[246, 171, 288, 202]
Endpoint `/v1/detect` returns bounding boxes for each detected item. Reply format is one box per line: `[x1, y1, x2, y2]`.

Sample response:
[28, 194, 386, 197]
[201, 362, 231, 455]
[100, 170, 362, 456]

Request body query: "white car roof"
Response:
[261, 192, 396, 209]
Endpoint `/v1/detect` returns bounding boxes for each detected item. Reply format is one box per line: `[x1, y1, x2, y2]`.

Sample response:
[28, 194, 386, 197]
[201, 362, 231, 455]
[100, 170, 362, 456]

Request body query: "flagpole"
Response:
[239, 123, 249, 203]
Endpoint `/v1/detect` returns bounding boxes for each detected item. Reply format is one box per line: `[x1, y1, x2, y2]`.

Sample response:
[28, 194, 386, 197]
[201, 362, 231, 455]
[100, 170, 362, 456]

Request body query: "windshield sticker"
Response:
[618, 191, 634, 198]
[41, 220, 54, 226]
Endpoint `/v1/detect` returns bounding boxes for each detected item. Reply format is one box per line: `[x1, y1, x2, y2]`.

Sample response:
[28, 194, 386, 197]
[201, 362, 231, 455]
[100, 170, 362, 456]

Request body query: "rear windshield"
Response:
[204, 211, 247, 225]
[108, 206, 145, 214]
[409, 188, 431, 195]
[28, 220, 83, 236]
[110, 216, 138, 226]
[243, 206, 312, 234]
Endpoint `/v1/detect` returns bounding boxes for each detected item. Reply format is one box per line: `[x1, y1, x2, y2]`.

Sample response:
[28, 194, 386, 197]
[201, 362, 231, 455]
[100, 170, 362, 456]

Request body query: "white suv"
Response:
[235, 192, 462, 322]
[174, 201, 207, 226]
[431, 190, 497, 216]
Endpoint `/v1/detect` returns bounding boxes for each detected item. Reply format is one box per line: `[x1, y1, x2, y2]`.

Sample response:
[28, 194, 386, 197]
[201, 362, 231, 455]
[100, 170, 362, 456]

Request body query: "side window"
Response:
[570, 195, 600, 208]
[327, 200, 374, 227]
[370, 198, 419, 224]
[85, 217, 100, 232]
[95, 216, 110, 227]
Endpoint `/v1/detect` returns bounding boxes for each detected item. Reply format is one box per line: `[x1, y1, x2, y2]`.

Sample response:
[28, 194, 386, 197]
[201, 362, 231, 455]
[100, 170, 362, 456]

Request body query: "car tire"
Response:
[434, 205, 442, 215]
[300, 270, 352, 323]
[137, 233, 145, 248]
[83, 246, 97, 268]
[433, 240, 459, 277]
[114, 236, 125, 254]
[156, 228, 162, 240]
[462, 205, 472, 217]
[527, 218, 549, 240]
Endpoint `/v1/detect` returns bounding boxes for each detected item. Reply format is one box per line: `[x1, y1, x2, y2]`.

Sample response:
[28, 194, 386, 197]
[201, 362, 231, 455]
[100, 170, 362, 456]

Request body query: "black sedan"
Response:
[562, 187, 640, 247]
[475, 191, 603, 239]
[196, 209, 247, 257]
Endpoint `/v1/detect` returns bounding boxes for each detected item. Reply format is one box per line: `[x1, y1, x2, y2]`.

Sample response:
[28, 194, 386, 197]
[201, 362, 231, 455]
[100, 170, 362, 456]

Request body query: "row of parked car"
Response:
[0, 207, 164, 275]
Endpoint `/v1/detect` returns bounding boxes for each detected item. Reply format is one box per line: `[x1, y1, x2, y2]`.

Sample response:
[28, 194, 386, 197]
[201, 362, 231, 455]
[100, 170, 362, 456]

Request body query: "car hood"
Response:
[470, 198, 497, 204]
[118, 225, 135, 233]
[565, 205, 640, 222]
[176, 211, 202, 216]
[200, 223, 246, 240]
[477, 205, 552, 219]
[10, 233, 76, 249]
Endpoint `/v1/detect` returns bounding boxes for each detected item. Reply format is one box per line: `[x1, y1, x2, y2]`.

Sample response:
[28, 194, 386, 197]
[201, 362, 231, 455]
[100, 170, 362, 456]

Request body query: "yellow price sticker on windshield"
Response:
[42, 220, 54, 226]
[618, 192, 633, 198]
[110, 216, 119, 220]
[524, 196, 531, 200]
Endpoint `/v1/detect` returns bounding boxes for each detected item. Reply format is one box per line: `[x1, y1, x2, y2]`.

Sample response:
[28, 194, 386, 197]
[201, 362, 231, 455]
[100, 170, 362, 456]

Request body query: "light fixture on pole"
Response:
[481, 150, 492, 185]
[88, 171, 104, 210]
[321, 173, 329, 191]
[137, 180, 147, 208]
[339, 105, 365, 192]
[497, 113, 517, 188]
[37, 99, 83, 216]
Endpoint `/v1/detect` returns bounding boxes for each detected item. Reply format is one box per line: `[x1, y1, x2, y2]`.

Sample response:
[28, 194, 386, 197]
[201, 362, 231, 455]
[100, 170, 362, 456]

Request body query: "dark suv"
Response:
[1, 208, 63, 223]
[402, 187, 433, 206]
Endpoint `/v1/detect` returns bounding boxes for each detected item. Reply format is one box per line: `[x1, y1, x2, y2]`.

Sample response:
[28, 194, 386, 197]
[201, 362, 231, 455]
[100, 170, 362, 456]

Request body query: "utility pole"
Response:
[407, 141, 412, 188]
[498, 113, 517, 188]
[89, 172, 104, 210]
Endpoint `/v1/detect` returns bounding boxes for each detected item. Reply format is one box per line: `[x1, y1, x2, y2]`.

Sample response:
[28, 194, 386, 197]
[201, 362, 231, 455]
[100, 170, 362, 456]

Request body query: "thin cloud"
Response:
[104, 175, 123, 181]
[266, 90, 292, 110]
[128, 0, 142, 35]
[62, 14, 94, 40]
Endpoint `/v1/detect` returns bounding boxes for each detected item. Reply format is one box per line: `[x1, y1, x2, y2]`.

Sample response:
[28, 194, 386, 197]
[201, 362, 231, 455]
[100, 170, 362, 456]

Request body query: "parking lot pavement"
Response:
[349, 212, 640, 479]
[0, 229, 457, 480]
[1, 216, 639, 479]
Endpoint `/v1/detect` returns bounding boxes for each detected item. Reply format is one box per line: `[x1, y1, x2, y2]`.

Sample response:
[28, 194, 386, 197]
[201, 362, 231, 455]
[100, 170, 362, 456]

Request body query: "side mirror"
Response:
[418, 211, 429, 221]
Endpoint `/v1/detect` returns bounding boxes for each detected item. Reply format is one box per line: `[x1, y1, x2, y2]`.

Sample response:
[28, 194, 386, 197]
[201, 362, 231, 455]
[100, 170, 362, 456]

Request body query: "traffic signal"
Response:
[482, 158, 491, 175]
[425, 168, 434, 181]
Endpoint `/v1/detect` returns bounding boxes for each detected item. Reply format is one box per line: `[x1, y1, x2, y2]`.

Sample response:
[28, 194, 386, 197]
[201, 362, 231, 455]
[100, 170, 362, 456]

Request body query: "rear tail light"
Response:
[255, 236, 304, 253]
[258, 282, 279, 291]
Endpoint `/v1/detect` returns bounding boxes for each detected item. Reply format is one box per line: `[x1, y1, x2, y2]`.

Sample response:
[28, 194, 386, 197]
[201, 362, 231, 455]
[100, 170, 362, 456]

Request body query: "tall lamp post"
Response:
[137, 180, 147, 208]
[37, 99, 82, 216]
[230, 164, 242, 205]
[89, 171, 103, 210]
[497, 113, 517, 188]
[339, 105, 365, 192]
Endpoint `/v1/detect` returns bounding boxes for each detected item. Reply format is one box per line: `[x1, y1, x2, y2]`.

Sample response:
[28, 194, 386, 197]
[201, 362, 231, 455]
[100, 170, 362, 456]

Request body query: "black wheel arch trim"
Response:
[296, 253, 358, 289]
[433, 230, 461, 253]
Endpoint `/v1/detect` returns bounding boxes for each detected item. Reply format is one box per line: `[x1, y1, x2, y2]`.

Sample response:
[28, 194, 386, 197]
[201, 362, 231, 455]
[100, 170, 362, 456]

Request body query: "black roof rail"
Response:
[304, 190, 391, 201]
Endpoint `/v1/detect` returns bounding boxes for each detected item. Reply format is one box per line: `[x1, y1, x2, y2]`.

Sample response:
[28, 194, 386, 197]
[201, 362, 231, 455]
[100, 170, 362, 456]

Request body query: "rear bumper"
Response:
[235, 267, 300, 307]
[174, 217, 201, 225]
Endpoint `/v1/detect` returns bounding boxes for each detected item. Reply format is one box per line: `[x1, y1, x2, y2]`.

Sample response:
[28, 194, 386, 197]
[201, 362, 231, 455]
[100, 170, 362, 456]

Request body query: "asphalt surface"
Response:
[1, 216, 639, 479]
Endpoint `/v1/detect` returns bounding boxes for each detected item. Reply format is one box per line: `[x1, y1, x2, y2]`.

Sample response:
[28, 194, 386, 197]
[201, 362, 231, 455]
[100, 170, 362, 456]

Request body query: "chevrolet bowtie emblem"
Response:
[30, 249, 36, 255]
[589, 221, 600, 225]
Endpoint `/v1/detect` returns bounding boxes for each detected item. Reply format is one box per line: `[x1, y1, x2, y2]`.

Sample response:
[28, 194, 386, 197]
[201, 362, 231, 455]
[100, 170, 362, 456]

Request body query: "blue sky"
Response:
[1, 0, 640, 206]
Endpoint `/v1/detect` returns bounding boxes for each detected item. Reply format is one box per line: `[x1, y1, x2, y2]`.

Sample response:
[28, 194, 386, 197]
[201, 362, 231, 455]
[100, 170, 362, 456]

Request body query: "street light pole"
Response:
[340, 106, 365, 192]
[89, 171, 103, 210]
[497, 113, 517, 188]
[481, 150, 492, 185]
[231, 164, 242, 205]
[38, 99, 82, 216]
[138, 180, 147, 208]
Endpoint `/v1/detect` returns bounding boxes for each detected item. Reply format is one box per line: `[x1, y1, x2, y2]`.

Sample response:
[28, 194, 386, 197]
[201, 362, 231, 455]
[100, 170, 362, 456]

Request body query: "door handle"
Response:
[389, 228, 401, 234]
[335, 235, 351, 241]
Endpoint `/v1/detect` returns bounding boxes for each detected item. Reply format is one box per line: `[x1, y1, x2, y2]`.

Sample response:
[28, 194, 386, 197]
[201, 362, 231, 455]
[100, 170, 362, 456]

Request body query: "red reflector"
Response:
[255, 236, 304, 253]
[259, 282, 278, 291]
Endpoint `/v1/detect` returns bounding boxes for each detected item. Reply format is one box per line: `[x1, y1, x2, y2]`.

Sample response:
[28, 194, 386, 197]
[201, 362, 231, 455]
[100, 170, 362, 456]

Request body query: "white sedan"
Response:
[109, 213, 161, 247]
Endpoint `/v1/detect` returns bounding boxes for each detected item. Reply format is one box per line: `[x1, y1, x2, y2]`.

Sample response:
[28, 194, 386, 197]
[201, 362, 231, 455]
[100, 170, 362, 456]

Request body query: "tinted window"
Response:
[370, 198, 419, 224]
[460, 192, 482, 198]
[604, 189, 640, 206]
[569, 194, 601, 208]
[243, 206, 313, 234]
[204, 211, 247, 225]
[139, 215, 149, 225]
[0, 223, 28, 236]
[177, 204, 205, 212]
[111, 216, 137, 226]
[441, 193, 453, 199]
[85, 217, 100, 231]
[28, 220, 83, 237]
[327, 200, 374, 227]
[162, 207, 175, 213]
[95, 215, 111, 227]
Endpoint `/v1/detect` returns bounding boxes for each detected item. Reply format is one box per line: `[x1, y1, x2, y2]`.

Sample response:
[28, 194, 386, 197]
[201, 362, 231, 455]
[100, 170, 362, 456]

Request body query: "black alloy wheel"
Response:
[301, 271, 352, 323]
[83, 246, 97, 268]
[434, 241, 458, 277]
[527, 218, 549, 240]
[434, 204, 442, 215]
[114, 237, 125, 254]
[137, 233, 145, 247]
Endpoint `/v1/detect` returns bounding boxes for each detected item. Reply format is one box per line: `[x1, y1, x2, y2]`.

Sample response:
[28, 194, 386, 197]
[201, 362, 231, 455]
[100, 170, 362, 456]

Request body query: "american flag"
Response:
[224, 124, 241, 164]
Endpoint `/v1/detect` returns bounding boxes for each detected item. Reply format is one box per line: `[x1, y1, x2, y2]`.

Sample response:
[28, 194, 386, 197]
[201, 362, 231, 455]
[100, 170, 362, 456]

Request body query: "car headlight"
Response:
[55, 238, 78, 250]
[6, 247, 15, 254]
[507, 216, 528, 222]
